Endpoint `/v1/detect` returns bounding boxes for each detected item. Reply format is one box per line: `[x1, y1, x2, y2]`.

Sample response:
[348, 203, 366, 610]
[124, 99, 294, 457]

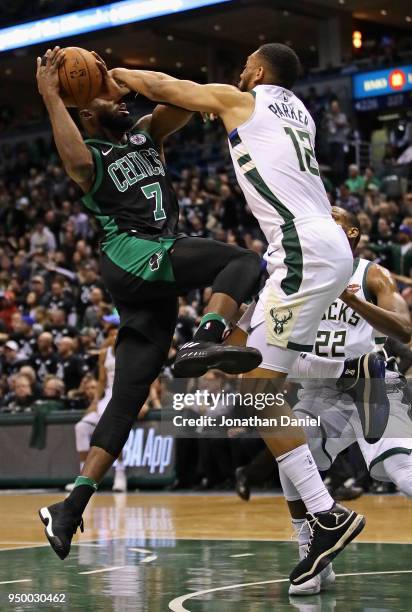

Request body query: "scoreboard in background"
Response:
[353, 65, 412, 112]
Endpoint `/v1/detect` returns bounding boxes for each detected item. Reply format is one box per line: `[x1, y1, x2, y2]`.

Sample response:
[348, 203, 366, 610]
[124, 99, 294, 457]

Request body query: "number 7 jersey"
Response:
[228, 84, 331, 246]
[81, 128, 179, 244]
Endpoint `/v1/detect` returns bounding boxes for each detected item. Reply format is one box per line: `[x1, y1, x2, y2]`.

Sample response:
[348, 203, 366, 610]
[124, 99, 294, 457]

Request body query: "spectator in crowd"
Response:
[345, 164, 365, 195]
[42, 375, 65, 400]
[335, 184, 361, 214]
[29, 331, 58, 382]
[9, 312, 36, 358]
[30, 219, 56, 253]
[0, 340, 25, 379]
[45, 308, 77, 345]
[82, 287, 106, 328]
[56, 336, 88, 392]
[325, 100, 349, 183]
[1, 374, 34, 413]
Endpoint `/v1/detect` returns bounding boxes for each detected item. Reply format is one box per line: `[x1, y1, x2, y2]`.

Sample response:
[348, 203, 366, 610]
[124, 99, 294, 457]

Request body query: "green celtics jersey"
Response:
[81, 129, 179, 243]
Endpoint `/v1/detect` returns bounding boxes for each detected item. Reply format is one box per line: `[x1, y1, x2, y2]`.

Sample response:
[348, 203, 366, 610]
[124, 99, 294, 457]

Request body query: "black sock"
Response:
[64, 480, 97, 517]
[192, 313, 227, 343]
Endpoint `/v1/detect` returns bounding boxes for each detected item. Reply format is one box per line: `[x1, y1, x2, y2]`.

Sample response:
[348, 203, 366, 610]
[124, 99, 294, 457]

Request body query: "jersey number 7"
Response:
[141, 182, 166, 221]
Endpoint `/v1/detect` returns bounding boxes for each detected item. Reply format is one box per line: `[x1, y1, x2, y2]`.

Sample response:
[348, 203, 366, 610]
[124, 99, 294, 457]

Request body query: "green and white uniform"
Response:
[290, 258, 412, 483]
[229, 84, 353, 372]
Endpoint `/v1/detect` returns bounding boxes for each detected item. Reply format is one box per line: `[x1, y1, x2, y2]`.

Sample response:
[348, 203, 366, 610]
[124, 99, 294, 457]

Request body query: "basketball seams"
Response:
[78, 48, 92, 108]
[58, 47, 101, 108]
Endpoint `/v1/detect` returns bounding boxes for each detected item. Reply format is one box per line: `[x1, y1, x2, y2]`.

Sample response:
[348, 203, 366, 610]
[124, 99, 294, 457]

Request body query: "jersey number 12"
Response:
[284, 127, 320, 176]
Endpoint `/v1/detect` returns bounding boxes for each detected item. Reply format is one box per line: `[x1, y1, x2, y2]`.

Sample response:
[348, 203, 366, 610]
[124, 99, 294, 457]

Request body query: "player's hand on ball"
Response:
[36, 46, 65, 98]
[91, 52, 130, 100]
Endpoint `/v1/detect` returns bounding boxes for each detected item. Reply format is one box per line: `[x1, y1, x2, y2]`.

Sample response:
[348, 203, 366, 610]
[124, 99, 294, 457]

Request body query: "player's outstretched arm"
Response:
[36, 47, 94, 192]
[110, 68, 252, 125]
[134, 105, 193, 158]
[341, 263, 412, 343]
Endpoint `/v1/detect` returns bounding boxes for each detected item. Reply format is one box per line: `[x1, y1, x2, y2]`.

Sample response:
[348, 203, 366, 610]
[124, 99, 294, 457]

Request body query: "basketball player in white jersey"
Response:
[235, 207, 412, 594]
[66, 325, 128, 492]
[102, 44, 386, 584]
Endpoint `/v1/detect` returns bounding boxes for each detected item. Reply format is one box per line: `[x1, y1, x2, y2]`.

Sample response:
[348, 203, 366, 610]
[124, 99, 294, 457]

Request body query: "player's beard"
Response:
[99, 112, 135, 133]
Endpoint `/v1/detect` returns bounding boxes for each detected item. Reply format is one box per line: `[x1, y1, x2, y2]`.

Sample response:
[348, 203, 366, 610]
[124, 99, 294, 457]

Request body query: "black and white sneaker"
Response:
[39, 502, 84, 560]
[235, 467, 251, 501]
[337, 352, 389, 442]
[289, 503, 365, 586]
[172, 342, 262, 378]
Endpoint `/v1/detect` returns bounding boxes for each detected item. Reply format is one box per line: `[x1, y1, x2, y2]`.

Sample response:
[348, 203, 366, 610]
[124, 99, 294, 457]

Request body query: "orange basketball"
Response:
[58, 47, 102, 108]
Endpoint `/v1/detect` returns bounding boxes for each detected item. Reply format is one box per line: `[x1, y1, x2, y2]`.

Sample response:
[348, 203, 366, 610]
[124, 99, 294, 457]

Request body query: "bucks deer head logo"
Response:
[270, 307, 293, 335]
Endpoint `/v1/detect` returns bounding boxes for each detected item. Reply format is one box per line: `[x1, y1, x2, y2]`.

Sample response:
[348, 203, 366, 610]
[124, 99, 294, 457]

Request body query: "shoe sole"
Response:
[290, 513, 365, 585]
[288, 568, 336, 596]
[173, 346, 262, 378]
[38, 507, 68, 561]
[359, 354, 389, 442]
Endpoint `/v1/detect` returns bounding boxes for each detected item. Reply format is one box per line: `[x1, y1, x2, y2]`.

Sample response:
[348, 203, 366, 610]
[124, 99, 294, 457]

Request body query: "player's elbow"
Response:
[399, 326, 412, 344]
[394, 320, 412, 344]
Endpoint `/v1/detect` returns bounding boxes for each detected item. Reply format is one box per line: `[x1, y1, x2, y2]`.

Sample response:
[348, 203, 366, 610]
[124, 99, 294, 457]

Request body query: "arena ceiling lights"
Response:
[0, 0, 232, 53]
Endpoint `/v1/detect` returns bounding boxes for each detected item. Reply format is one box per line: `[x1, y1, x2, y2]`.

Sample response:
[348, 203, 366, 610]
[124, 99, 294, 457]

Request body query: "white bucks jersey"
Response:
[314, 258, 386, 360]
[228, 84, 331, 244]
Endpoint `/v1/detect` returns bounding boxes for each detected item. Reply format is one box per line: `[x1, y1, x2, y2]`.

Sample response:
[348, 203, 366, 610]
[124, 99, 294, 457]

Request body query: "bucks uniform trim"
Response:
[229, 128, 303, 296]
[369, 447, 412, 472]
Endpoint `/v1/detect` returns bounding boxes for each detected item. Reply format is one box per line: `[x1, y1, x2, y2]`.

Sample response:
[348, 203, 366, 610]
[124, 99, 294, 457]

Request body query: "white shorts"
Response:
[239, 217, 353, 374]
[295, 377, 412, 482]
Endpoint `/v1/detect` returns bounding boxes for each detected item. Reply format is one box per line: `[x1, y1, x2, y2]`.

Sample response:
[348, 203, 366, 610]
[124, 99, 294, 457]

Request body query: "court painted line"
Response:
[230, 553, 255, 558]
[0, 579, 32, 585]
[169, 578, 289, 610]
[72, 543, 105, 548]
[0, 544, 50, 552]
[128, 547, 153, 554]
[140, 554, 157, 563]
[78, 566, 126, 575]
[168, 570, 412, 611]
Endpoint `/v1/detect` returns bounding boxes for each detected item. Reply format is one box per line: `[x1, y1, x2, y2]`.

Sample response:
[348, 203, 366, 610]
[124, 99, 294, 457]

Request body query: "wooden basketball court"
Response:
[0, 492, 411, 610]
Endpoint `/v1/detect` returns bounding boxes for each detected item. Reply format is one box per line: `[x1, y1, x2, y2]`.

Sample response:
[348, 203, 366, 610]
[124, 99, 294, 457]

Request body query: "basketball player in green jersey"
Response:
[36, 47, 263, 559]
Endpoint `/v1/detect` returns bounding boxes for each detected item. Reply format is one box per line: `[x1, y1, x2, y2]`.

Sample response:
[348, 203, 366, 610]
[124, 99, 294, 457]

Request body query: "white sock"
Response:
[289, 352, 344, 379]
[383, 454, 412, 498]
[80, 461, 84, 472]
[277, 444, 334, 514]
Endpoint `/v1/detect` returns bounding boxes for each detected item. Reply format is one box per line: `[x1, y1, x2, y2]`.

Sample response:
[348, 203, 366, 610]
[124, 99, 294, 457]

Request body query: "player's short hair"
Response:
[257, 43, 301, 89]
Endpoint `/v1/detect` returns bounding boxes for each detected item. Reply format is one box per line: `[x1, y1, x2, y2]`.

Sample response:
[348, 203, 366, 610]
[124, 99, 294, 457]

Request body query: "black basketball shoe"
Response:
[337, 352, 389, 442]
[235, 467, 251, 501]
[289, 503, 365, 586]
[172, 342, 262, 378]
[39, 502, 84, 560]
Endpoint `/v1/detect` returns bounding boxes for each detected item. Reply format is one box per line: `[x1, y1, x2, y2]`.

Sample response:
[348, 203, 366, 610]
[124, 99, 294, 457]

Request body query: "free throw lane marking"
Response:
[168, 570, 412, 611]
[79, 566, 126, 575]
